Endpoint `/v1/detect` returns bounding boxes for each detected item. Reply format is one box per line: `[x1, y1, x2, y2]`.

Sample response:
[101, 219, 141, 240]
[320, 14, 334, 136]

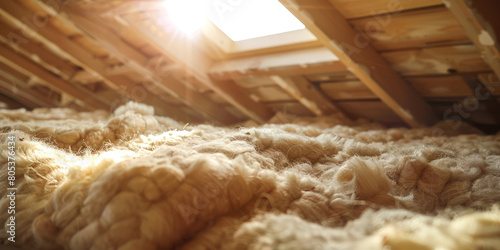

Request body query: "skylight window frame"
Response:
[197, 0, 319, 58]
[117, 0, 320, 60]
[201, 20, 318, 55]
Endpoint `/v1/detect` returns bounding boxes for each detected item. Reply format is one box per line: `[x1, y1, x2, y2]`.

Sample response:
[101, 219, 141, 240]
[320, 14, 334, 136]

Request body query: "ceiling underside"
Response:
[0, 0, 499, 133]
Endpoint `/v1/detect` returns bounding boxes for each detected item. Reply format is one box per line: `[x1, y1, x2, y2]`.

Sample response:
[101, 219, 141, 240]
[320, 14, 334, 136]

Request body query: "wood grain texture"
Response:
[0, 0, 192, 119]
[0, 42, 107, 110]
[306, 71, 357, 83]
[383, 45, 490, 76]
[336, 101, 402, 123]
[266, 101, 316, 116]
[65, 9, 240, 125]
[350, 7, 469, 51]
[329, 0, 443, 19]
[248, 86, 296, 103]
[281, 0, 438, 127]
[125, 14, 274, 124]
[271, 76, 340, 115]
[444, 0, 500, 82]
[320, 81, 377, 100]
[209, 47, 345, 81]
[407, 76, 473, 97]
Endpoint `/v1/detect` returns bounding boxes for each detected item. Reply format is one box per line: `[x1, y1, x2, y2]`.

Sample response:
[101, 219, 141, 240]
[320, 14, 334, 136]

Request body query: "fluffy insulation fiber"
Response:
[1, 102, 500, 250]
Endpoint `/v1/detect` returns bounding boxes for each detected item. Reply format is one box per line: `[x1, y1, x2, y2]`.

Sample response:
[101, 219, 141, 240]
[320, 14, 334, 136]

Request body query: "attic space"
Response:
[1, 0, 500, 249]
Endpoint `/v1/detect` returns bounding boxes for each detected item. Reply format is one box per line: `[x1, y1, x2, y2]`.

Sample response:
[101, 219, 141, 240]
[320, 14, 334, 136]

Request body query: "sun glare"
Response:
[205, 0, 306, 41]
[162, 0, 207, 36]
[162, 0, 305, 41]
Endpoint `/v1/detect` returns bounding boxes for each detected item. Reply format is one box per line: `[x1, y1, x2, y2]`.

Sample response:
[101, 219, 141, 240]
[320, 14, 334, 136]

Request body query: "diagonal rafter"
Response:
[62, 8, 239, 125]
[209, 47, 347, 81]
[271, 75, 341, 116]
[0, 41, 107, 110]
[279, 0, 438, 127]
[0, 0, 195, 120]
[122, 11, 275, 124]
[444, 0, 500, 81]
[0, 64, 60, 108]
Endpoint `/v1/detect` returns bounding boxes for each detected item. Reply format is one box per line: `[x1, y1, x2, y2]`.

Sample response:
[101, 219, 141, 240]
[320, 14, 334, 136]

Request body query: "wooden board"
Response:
[271, 76, 340, 115]
[0, 26, 78, 80]
[329, 0, 443, 19]
[306, 71, 357, 83]
[205, 90, 229, 105]
[225, 106, 248, 120]
[125, 14, 274, 124]
[350, 7, 469, 51]
[0, 91, 26, 109]
[320, 81, 377, 100]
[237, 77, 278, 89]
[383, 45, 490, 75]
[432, 100, 500, 125]
[248, 86, 295, 103]
[265, 101, 315, 116]
[407, 75, 473, 97]
[0, 64, 60, 108]
[209, 47, 345, 81]
[336, 101, 402, 123]
[0, 41, 108, 110]
[478, 73, 500, 96]
[445, 0, 500, 83]
[281, 0, 438, 127]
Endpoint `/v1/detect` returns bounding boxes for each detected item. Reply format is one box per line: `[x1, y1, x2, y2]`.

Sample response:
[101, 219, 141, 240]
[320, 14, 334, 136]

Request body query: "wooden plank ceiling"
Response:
[0, 0, 499, 131]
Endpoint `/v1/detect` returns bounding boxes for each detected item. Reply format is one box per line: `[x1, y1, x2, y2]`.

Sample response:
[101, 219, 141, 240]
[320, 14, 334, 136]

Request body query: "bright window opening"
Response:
[204, 0, 306, 41]
[162, 0, 306, 41]
[161, 0, 316, 53]
[162, 0, 208, 35]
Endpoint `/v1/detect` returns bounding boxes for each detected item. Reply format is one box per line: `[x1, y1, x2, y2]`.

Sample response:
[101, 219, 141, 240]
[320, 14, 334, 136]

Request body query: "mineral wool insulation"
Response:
[1, 102, 500, 250]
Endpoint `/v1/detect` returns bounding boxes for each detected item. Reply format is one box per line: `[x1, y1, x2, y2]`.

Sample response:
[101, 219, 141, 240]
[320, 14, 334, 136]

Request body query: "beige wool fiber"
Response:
[1, 102, 500, 249]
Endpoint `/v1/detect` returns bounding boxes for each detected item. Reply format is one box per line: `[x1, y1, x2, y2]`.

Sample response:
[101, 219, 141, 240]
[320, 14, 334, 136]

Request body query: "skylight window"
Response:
[204, 0, 306, 41]
[162, 0, 306, 41]
[161, 0, 316, 53]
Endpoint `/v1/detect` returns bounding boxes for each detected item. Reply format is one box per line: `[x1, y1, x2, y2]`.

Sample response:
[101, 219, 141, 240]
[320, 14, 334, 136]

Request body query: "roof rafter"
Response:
[0, 41, 107, 110]
[62, 8, 239, 125]
[209, 47, 347, 81]
[0, 65, 60, 108]
[0, 0, 190, 119]
[271, 75, 342, 116]
[444, 0, 500, 81]
[279, 0, 438, 127]
[123, 12, 275, 124]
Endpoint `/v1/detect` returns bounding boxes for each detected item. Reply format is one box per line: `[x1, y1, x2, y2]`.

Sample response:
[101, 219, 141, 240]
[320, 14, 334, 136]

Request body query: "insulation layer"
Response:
[1, 102, 500, 249]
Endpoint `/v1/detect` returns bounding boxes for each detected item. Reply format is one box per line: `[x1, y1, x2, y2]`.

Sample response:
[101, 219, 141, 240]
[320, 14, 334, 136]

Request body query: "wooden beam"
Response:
[0, 42, 107, 110]
[71, 70, 102, 84]
[0, 0, 190, 119]
[319, 80, 378, 100]
[63, 9, 239, 125]
[444, 0, 500, 81]
[210, 79, 274, 123]
[349, 6, 469, 51]
[0, 24, 77, 80]
[478, 73, 500, 97]
[0, 83, 37, 109]
[382, 45, 490, 76]
[0, 91, 26, 109]
[124, 13, 274, 123]
[0, 66, 60, 108]
[461, 74, 500, 123]
[271, 75, 340, 116]
[328, 0, 443, 19]
[209, 47, 347, 81]
[279, 0, 438, 127]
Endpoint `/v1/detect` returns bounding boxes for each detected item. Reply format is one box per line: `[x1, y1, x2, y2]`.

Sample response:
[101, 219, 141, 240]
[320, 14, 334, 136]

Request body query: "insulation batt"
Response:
[0, 101, 499, 250]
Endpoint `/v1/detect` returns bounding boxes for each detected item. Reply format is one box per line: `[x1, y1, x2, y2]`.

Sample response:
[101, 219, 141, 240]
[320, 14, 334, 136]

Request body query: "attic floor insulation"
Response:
[1, 102, 500, 249]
